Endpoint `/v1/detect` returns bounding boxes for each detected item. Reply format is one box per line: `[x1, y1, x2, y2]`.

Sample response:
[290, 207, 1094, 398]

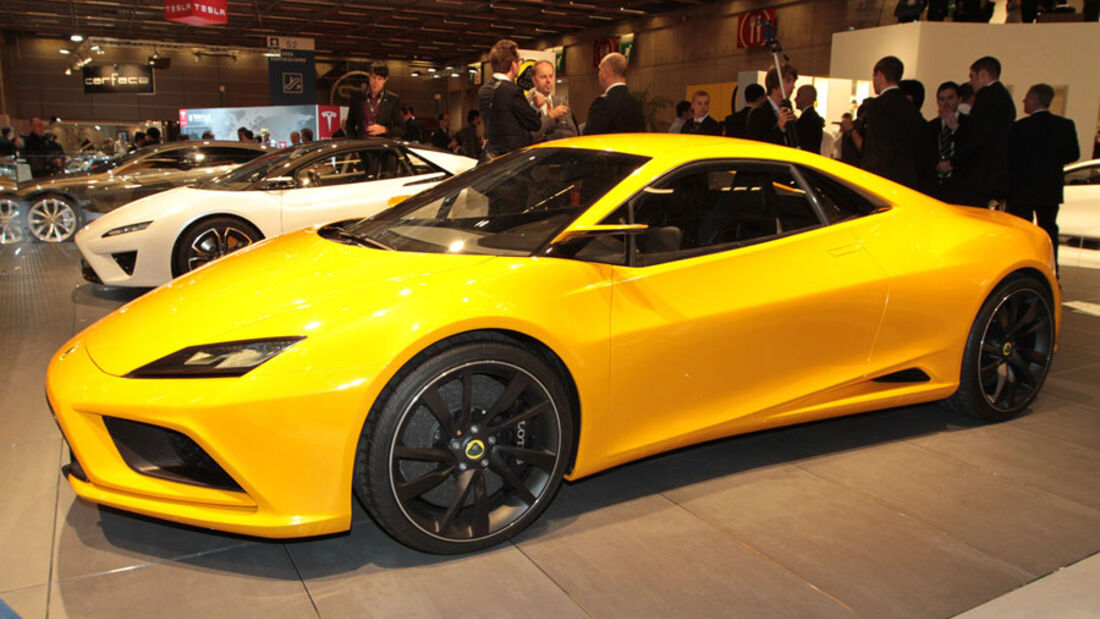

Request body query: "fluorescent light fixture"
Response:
[70, 34, 84, 42]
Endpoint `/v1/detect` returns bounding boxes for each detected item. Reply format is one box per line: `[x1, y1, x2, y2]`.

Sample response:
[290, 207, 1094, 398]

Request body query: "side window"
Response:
[362, 148, 414, 180]
[799, 167, 881, 222]
[294, 150, 370, 187]
[405, 151, 445, 176]
[1065, 165, 1100, 186]
[129, 149, 190, 170]
[192, 147, 261, 168]
[625, 162, 822, 266]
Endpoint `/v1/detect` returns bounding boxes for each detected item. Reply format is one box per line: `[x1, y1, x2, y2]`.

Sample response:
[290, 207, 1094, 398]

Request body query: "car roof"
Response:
[142, 140, 269, 154]
[529, 134, 827, 167]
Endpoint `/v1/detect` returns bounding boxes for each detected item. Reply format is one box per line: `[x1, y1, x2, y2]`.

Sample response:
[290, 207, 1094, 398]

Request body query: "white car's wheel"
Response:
[172, 217, 263, 276]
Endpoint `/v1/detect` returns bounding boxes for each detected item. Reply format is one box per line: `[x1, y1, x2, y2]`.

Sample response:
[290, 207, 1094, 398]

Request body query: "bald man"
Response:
[795, 84, 824, 154]
[582, 52, 644, 135]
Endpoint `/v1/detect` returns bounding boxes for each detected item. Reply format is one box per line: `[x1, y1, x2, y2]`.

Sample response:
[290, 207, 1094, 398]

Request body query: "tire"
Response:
[0, 197, 24, 244]
[27, 194, 82, 243]
[355, 339, 573, 554]
[944, 274, 1055, 421]
[172, 217, 262, 276]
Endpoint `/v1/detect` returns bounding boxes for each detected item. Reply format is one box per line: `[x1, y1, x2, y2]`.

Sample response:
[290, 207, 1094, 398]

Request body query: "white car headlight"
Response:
[102, 221, 153, 237]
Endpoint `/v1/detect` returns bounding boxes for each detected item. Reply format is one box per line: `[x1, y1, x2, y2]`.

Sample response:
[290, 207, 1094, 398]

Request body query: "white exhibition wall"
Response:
[830, 21, 1100, 162]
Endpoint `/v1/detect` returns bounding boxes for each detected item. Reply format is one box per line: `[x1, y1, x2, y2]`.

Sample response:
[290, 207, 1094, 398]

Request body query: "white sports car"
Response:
[76, 140, 476, 287]
[1059, 158, 1100, 268]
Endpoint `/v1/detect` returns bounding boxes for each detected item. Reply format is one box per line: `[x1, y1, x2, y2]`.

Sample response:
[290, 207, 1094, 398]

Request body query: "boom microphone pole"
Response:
[756, 16, 800, 148]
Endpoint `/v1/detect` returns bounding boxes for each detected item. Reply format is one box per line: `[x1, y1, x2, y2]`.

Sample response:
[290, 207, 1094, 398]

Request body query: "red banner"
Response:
[316, 106, 341, 140]
[737, 9, 776, 49]
[165, 0, 227, 26]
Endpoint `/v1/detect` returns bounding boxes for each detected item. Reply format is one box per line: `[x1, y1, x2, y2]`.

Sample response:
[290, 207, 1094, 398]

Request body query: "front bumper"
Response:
[46, 338, 373, 538]
[75, 224, 170, 287]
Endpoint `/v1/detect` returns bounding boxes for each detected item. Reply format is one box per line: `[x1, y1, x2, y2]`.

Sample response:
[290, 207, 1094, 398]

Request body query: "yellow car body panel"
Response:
[46, 134, 1059, 538]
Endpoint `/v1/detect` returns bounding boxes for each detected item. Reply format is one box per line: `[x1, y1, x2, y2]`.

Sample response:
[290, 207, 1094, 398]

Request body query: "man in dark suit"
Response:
[478, 39, 542, 159]
[925, 81, 968, 201]
[724, 83, 765, 139]
[583, 52, 644, 135]
[401, 106, 423, 143]
[858, 56, 927, 189]
[680, 90, 723, 136]
[747, 64, 799, 147]
[346, 63, 405, 140]
[794, 84, 824, 155]
[1008, 83, 1080, 270]
[938, 56, 1016, 207]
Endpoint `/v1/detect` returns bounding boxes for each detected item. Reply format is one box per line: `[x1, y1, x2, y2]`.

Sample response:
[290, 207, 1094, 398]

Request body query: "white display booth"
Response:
[829, 21, 1100, 162]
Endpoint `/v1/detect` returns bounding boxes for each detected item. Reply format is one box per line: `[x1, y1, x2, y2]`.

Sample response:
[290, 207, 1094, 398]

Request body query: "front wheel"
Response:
[27, 195, 81, 243]
[172, 217, 262, 276]
[944, 275, 1055, 421]
[355, 340, 573, 554]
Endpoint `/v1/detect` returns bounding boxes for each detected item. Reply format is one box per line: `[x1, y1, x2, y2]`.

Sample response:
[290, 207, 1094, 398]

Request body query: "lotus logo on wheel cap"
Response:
[1002, 342, 1014, 357]
[464, 439, 486, 460]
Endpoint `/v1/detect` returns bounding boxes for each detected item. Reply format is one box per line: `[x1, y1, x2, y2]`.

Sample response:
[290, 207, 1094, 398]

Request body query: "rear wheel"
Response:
[172, 217, 262, 276]
[27, 195, 81, 243]
[945, 275, 1055, 421]
[355, 340, 573, 554]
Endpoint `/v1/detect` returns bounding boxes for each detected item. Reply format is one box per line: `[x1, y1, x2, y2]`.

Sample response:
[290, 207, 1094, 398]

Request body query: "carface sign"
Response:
[83, 64, 155, 95]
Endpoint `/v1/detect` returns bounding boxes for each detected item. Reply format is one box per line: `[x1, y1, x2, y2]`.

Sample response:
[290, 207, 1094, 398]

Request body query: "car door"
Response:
[112, 147, 197, 206]
[605, 161, 890, 457]
[279, 146, 447, 233]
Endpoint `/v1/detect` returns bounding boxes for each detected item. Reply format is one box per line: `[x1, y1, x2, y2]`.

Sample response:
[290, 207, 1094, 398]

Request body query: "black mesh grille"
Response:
[111, 251, 137, 275]
[81, 258, 103, 284]
[103, 417, 243, 492]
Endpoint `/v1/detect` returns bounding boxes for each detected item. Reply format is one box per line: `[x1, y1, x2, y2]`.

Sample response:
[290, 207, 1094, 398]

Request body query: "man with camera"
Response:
[748, 64, 799, 147]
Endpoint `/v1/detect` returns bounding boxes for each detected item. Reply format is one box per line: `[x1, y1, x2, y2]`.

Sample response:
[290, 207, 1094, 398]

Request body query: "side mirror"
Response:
[550, 223, 649, 246]
[260, 176, 296, 191]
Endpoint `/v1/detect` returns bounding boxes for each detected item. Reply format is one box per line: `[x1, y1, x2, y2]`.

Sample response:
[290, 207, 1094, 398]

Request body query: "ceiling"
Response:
[0, 0, 708, 62]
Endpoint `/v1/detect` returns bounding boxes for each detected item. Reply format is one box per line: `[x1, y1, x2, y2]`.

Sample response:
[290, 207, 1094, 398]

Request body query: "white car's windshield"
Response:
[337, 148, 650, 256]
[199, 147, 304, 191]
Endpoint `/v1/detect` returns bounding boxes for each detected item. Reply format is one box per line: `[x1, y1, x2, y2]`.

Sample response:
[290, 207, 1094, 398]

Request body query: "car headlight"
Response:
[103, 221, 153, 237]
[126, 337, 305, 378]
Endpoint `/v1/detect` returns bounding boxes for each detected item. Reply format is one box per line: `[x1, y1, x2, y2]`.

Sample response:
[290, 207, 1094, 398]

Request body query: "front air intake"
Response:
[111, 251, 137, 275]
[103, 417, 242, 492]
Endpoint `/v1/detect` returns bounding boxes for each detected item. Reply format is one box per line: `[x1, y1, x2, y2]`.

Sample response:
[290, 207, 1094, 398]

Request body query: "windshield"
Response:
[198, 146, 303, 191]
[340, 148, 650, 256]
[84, 146, 157, 175]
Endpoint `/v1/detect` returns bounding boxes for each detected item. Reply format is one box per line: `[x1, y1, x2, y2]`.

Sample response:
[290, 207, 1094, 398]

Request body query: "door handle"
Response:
[828, 242, 862, 257]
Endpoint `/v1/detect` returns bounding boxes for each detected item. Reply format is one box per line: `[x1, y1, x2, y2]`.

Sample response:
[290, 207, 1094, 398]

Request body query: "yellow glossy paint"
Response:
[46, 134, 1060, 538]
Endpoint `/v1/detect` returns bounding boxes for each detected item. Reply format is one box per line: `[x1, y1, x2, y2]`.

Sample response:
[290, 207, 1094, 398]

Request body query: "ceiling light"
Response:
[450, 72, 460, 78]
[410, 70, 421, 77]
[70, 34, 84, 42]
[59, 49, 71, 55]
[64, 68, 72, 75]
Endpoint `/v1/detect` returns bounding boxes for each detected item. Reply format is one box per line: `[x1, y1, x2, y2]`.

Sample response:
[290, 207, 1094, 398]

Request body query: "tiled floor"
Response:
[1, 241, 1098, 619]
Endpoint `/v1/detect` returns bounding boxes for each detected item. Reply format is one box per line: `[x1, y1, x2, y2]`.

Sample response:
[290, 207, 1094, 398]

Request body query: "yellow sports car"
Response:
[47, 135, 1059, 554]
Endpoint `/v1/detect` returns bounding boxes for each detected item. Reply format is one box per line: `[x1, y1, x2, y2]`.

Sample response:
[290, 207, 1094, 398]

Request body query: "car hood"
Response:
[80, 186, 203, 235]
[82, 229, 494, 376]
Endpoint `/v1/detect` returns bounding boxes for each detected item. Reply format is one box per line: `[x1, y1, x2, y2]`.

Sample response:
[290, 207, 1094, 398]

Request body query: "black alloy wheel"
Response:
[172, 216, 262, 276]
[356, 340, 572, 554]
[945, 275, 1055, 421]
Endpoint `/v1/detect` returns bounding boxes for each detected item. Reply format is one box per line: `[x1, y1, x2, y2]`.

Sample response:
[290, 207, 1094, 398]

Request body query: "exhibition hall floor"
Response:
[2, 241, 1099, 619]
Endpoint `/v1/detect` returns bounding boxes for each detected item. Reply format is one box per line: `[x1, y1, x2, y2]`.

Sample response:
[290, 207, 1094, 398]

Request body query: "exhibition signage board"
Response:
[267, 37, 317, 106]
[178, 105, 342, 143]
[83, 64, 155, 95]
[737, 9, 777, 49]
[164, 0, 227, 26]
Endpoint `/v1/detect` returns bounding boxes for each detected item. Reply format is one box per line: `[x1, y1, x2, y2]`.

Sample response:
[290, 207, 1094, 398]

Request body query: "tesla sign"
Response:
[165, 0, 227, 26]
[737, 9, 777, 49]
[83, 64, 155, 94]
